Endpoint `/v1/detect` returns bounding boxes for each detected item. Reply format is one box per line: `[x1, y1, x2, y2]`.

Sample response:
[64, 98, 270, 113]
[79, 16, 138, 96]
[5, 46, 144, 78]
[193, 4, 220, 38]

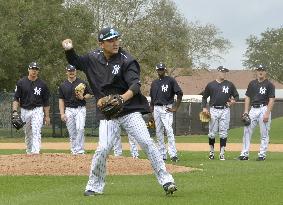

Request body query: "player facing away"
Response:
[150, 63, 183, 162]
[238, 65, 275, 161]
[201, 66, 239, 160]
[62, 26, 177, 196]
[58, 65, 93, 155]
[12, 62, 50, 154]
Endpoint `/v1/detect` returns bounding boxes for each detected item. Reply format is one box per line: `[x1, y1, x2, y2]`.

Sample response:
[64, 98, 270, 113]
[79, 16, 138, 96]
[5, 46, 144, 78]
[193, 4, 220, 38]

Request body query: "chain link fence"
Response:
[1, 92, 283, 138]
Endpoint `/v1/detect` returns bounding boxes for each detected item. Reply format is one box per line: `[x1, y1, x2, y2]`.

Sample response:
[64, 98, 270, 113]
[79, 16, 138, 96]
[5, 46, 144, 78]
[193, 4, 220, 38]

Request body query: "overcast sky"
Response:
[173, 0, 283, 69]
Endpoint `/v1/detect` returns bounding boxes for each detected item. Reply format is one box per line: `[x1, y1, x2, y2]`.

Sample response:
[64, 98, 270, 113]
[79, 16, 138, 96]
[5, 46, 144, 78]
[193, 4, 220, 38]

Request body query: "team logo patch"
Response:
[112, 65, 120, 75]
[259, 87, 267, 94]
[222, 86, 229, 93]
[161, 84, 168, 92]
[34, 87, 42, 95]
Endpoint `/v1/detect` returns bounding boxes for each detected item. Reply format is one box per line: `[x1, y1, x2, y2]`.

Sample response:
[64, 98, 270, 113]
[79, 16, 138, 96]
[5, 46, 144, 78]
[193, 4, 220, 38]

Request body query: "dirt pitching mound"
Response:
[0, 153, 195, 176]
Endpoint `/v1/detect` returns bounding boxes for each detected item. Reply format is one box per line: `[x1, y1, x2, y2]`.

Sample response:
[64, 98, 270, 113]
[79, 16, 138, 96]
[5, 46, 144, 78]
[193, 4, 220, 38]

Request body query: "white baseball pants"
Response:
[85, 112, 174, 193]
[21, 107, 44, 154]
[154, 105, 177, 160]
[208, 107, 230, 139]
[65, 106, 86, 154]
[240, 106, 271, 157]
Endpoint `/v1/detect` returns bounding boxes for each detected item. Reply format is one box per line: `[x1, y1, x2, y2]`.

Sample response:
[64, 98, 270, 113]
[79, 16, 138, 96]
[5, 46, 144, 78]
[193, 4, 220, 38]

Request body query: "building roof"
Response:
[175, 69, 283, 95]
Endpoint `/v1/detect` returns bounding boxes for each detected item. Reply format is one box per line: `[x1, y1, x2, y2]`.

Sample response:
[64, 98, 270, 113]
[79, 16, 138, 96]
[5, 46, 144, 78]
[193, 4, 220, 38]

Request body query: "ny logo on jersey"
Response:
[259, 86, 267, 95]
[34, 87, 41, 95]
[161, 84, 168, 92]
[222, 86, 229, 93]
[112, 65, 120, 75]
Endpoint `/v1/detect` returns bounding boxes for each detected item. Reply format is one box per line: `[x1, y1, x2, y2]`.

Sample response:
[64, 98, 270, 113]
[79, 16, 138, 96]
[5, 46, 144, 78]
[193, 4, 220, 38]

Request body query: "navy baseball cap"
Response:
[98, 27, 120, 42]
[28, 62, 40, 70]
[217, 66, 229, 72]
[156, 63, 166, 70]
[255, 64, 267, 71]
[66, 64, 76, 71]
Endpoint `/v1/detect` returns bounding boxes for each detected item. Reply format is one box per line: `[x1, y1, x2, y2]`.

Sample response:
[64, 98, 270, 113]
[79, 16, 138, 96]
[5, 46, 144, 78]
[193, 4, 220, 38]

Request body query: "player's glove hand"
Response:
[99, 94, 124, 120]
[11, 111, 25, 130]
[199, 111, 211, 123]
[241, 113, 251, 126]
[74, 83, 86, 100]
[146, 118, 156, 129]
[62, 39, 73, 50]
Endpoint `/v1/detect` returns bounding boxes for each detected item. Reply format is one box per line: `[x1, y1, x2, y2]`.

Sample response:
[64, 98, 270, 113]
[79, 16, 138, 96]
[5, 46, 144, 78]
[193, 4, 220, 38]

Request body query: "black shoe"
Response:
[171, 156, 179, 162]
[256, 156, 266, 161]
[209, 152, 215, 160]
[237, 156, 249, 160]
[163, 182, 177, 195]
[84, 190, 102, 196]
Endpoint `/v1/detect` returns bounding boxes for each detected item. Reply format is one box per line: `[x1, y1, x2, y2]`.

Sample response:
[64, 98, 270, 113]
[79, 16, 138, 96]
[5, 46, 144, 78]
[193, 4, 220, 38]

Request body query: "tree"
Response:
[0, 0, 94, 91]
[63, 0, 231, 88]
[1, 0, 231, 92]
[244, 27, 283, 83]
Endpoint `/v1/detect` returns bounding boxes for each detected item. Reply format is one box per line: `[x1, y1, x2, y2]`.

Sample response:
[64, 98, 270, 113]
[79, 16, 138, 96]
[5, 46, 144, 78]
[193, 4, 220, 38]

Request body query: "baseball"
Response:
[62, 39, 73, 50]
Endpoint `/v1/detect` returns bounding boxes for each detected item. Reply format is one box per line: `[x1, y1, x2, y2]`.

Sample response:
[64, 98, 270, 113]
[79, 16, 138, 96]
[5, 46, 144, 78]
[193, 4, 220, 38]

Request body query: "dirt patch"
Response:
[0, 153, 195, 176]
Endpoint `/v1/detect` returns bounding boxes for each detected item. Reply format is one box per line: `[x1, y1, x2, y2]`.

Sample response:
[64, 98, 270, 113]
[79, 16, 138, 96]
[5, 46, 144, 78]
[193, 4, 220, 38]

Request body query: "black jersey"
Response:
[58, 78, 91, 108]
[14, 76, 50, 109]
[245, 79, 275, 106]
[202, 80, 239, 108]
[65, 48, 150, 119]
[150, 76, 183, 106]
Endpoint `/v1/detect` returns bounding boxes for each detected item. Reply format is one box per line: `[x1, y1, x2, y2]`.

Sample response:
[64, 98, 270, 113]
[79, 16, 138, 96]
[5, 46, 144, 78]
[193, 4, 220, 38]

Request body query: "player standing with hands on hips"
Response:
[150, 63, 183, 162]
[62, 26, 177, 196]
[202, 66, 239, 160]
[238, 65, 275, 161]
[58, 64, 93, 155]
[12, 62, 50, 154]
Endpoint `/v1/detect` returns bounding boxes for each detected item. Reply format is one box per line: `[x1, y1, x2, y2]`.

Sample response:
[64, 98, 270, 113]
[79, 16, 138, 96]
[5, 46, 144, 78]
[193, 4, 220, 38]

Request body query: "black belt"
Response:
[212, 105, 227, 109]
[252, 104, 266, 108]
[155, 104, 168, 106]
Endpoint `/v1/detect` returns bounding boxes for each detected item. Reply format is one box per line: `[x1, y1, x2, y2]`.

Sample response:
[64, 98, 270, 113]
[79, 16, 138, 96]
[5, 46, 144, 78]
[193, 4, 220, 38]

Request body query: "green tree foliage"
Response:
[1, 0, 231, 92]
[244, 27, 283, 83]
[0, 0, 93, 91]
[64, 0, 231, 88]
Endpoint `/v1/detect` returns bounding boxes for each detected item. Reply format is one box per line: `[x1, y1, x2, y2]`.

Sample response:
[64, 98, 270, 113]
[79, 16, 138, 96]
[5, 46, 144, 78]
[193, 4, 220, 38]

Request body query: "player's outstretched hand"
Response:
[62, 39, 73, 50]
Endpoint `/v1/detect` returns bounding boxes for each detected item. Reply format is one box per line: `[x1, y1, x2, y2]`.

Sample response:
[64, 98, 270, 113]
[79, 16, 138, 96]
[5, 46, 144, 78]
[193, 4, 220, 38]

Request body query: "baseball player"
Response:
[113, 131, 139, 158]
[238, 65, 275, 161]
[58, 65, 93, 155]
[150, 63, 183, 162]
[202, 66, 239, 160]
[12, 62, 50, 154]
[62, 26, 177, 196]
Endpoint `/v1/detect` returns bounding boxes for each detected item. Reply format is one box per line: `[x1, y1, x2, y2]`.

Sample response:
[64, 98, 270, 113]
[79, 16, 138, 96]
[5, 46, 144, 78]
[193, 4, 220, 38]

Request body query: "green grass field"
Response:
[0, 151, 283, 205]
[0, 117, 283, 204]
[1, 116, 283, 143]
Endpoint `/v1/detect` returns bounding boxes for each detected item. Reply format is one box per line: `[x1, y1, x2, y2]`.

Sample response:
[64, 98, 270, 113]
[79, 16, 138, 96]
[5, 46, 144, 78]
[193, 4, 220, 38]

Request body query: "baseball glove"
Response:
[199, 111, 211, 123]
[75, 83, 86, 95]
[242, 113, 251, 126]
[11, 113, 25, 130]
[99, 94, 124, 120]
[146, 119, 155, 129]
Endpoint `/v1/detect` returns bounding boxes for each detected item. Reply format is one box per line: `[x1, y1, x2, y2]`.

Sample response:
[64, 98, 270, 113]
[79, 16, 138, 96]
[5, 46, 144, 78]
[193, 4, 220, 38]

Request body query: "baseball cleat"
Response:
[209, 152, 215, 160]
[256, 156, 266, 161]
[171, 156, 179, 162]
[219, 154, 225, 161]
[237, 156, 249, 160]
[163, 182, 177, 195]
[84, 190, 103, 196]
